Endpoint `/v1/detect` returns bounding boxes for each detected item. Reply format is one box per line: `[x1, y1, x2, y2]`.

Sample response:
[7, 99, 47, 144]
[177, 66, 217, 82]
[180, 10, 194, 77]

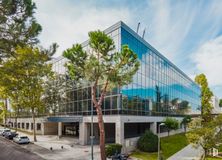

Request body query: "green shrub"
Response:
[137, 130, 158, 152]
[105, 143, 122, 157]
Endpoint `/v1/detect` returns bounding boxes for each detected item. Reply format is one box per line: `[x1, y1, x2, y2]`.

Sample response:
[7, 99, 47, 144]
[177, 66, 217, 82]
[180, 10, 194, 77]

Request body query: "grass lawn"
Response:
[130, 133, 188, 160]
[130, 151, 157, 160]
[216, 144, 222, 152]
[205, 156, 222, 160]
[160, 133, 188, 159]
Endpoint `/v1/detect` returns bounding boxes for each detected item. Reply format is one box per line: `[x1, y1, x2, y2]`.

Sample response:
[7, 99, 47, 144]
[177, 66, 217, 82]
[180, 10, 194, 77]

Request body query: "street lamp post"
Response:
[158, 123, 165, 160]
[90, 87, 94, 160]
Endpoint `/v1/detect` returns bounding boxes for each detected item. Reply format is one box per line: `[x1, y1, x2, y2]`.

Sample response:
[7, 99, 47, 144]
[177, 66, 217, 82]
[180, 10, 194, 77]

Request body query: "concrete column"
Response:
[79, 122, 88, 145]
[150, 122, 157, 134]
[58, 122, 62, 138]
[115, 121, 124, 145]
[41, 122, 45, 135]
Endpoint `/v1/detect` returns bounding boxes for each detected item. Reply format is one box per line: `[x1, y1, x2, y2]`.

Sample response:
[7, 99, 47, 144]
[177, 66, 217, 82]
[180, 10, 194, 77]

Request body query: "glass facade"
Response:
[51, 21, 201, 117]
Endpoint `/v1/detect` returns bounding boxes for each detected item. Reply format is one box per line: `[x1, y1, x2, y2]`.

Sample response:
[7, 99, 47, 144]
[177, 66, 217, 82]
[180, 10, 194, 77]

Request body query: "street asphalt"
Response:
[0, 136, 44, 160]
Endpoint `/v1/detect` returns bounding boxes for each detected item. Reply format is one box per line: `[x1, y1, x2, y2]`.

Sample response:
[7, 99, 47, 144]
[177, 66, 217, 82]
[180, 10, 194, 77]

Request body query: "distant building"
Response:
[8, 21, 201, 152]
[211, 96, 221, 114]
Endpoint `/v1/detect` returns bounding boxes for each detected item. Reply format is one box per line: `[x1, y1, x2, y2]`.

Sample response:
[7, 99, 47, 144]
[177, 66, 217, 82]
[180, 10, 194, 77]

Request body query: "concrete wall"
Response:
[82, 115, 184, 153]
[42, 122, 58, 135]
[7, 117, 46, 135]
[9, 115, 185, 154]
[124, 137, 140, 153]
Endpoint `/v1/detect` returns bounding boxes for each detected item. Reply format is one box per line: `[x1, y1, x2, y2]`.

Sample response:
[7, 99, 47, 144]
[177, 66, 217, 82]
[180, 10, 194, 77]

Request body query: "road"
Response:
[0, 136, 44, 160]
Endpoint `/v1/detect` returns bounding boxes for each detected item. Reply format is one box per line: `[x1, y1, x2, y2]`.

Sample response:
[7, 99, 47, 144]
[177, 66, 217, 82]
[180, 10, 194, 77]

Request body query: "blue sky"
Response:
[34, 0, 222, 98]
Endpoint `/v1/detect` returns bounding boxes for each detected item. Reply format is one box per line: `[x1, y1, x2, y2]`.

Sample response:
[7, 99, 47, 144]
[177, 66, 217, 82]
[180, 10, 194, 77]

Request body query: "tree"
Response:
[163, 117, 179, 136]
[195, 74, 213, 123]
[63, 31, 140, 160]
[219, 99, 222, 108]
[43, 74, 70, 115]
[181, 115, 191, 132]
[0, 58, 25, 131]
[2, 46, 53, 141]
[0, 0, 42, 60]
[0, 0, 42, 128]
[186, 74, 218, 157]
[178, 100, 190, 114]
[0, 100, 7, 126]
[137, 130, 158, 152]
[186, 118, 219, 157]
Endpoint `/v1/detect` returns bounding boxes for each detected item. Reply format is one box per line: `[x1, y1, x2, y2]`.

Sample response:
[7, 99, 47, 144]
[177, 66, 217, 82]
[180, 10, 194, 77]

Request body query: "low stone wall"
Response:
[124, 137, 140, 153]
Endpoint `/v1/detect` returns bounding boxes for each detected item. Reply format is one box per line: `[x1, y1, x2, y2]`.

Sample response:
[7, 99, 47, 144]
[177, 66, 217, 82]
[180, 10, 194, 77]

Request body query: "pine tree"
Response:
[0, 0, 42, 60]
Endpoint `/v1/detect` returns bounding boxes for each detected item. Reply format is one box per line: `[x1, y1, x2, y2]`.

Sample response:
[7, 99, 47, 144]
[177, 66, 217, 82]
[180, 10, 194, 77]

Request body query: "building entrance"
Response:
[63, 122, 79, 137]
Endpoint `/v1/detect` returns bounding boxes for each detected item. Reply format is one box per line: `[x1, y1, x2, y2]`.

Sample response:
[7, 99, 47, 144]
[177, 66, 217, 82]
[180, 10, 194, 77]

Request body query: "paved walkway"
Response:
[21, 134, 101, 160]
[1, 127, 101, 160]
[167, 144, 204, 160]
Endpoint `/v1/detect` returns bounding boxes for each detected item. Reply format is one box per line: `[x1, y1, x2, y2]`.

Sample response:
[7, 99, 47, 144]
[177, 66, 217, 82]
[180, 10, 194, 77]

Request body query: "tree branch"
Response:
[98, 80, 109, 107]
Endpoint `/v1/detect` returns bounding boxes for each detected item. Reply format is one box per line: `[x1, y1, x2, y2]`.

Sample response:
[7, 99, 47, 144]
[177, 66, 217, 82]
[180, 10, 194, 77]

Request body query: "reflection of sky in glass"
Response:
[121, 26, 201, 114]
[51, 22, 201, 116]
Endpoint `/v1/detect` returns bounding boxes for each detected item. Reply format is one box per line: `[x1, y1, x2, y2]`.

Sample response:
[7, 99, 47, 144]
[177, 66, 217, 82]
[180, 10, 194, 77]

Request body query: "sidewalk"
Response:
[167, 144, 204, 160]
[12, 129, 101, 160]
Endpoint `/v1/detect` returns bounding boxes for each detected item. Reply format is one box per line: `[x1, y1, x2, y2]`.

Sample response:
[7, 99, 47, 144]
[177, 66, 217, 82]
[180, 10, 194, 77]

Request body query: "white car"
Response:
[0, 128, 11, 136]
[13, 136, 30, 144]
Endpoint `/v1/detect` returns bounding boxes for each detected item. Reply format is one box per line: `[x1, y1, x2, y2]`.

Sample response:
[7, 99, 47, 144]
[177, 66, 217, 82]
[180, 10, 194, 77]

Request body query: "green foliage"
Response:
[63, 30, 140, 87]
[18, 47, 52, 111]
[132, 133, 188, 160]
[195, 74, 213, 123]
[219, 99, 222, 107]
[137, 130, 158, 152]
[105, 144, 122, 157]
[182, 115, 192, 132]
[178, 100, 190, 113]
[186, 74, 219, 156]
[205, 157, 222, 160]
[0, 0, 42, 60]
[186, 118, 220, 155]
[42, 74, 70, 115]
[0, 46, 54, 141]
[63, 30, 139, 160]
[130, 151, 157, 160]
[0, 101, 7, 124]
[164, 117, 179, 136]
[161, 133, 188, 159]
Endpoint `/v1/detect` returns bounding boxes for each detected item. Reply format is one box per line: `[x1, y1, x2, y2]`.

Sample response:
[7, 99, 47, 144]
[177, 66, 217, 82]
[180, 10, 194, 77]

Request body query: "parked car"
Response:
[5, 131, 18, 140]
[13, 136, 30, 144]
[0, 129, 11, 136]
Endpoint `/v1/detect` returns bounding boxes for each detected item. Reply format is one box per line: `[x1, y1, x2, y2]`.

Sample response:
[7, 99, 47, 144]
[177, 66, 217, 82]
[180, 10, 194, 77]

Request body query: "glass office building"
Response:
[51, 21, 201, 117]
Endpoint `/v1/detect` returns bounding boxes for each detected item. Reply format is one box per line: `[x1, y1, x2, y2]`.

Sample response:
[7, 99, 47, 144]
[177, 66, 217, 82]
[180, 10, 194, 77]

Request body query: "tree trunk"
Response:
[168, 130, 170, 136]
[91, 80, 108, 160]
[4, 99, 7, 128]
[96, 105, 106, 160]
[32, 111, 37, 142]
[204, 148, 207, 159]
[184, 125, 187, 133]
[15, 116, 18, 132]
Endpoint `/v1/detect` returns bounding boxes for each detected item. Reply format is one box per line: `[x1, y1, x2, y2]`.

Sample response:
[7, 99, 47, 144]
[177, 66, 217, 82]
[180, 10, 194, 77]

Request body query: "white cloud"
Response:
[33, 0, 222, 97]
[140, 0, 198, 61]
[192, 35, 222, 87]
[34, 0, 131, 57]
